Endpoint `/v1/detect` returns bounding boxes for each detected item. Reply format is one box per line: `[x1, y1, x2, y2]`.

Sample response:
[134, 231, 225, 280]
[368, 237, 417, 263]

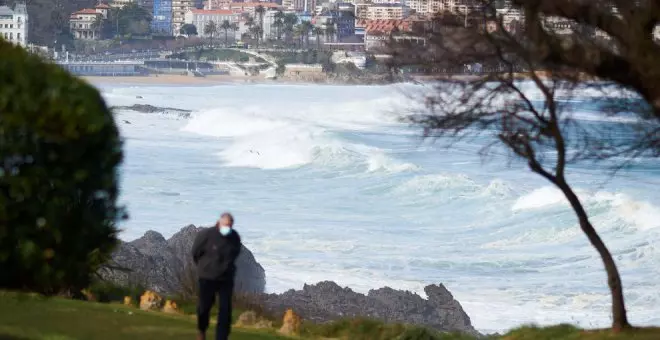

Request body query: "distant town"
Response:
[2, 0, 659, 81]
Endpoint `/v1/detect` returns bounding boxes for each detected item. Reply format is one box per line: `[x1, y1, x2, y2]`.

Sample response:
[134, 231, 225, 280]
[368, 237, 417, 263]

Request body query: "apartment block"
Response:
[0, 2, 27, 46]
[365, 4, 409, 20]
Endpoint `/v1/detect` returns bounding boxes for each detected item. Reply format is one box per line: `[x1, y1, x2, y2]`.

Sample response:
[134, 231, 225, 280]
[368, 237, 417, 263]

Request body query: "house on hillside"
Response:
[70, 3, 110, 40]
[0, 2, 28, 47]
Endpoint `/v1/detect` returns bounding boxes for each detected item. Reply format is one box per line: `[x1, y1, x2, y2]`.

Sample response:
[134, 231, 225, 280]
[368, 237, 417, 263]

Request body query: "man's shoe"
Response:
[196, 332, 205, 340]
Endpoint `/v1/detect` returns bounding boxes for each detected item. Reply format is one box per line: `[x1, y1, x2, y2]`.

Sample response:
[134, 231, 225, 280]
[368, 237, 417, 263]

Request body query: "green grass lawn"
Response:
[1, 291, 660, 340]
[0, 292, 287, 340]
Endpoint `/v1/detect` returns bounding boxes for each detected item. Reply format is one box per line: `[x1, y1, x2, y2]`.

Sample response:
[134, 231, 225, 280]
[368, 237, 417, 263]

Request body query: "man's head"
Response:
[219, 212, 234, 228]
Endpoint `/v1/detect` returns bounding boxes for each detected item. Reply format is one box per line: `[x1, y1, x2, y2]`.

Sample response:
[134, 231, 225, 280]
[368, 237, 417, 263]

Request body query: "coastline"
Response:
[82, 74, 268, 86]
[81, 74, 403, 86]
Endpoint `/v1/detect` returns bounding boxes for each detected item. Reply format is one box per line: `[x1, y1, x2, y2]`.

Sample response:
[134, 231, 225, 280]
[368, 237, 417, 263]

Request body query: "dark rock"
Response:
[111, 104, 192, 118]
[261, 281, 477, 335]
[101, 225, 266, 296]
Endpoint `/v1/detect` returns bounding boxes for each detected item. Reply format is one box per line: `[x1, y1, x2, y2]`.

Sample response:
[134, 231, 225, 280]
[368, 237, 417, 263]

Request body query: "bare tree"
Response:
[390, 1, 660, 332]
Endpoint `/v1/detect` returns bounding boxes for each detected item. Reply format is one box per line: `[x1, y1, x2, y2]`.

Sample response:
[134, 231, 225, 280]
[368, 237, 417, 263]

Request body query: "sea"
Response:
[98, 82, 660, 334]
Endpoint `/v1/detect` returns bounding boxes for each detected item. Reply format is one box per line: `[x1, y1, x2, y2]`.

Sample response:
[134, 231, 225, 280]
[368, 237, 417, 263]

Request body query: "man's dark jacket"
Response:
[191, 226, 242, 281]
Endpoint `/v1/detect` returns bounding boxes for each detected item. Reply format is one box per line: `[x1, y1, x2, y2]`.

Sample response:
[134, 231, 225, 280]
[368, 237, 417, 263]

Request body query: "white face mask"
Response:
[219, 225, 232, 236]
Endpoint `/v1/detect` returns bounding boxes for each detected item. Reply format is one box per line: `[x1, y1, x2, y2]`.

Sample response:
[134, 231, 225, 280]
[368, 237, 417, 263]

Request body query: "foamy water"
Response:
[99, 82, 660, 334]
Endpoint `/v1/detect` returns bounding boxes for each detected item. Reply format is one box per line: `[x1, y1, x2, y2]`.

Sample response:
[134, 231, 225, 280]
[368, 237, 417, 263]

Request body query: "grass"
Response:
[1, 291, 660, 340]
[502, 324, 660, 340]
[0, 292, 286, 340]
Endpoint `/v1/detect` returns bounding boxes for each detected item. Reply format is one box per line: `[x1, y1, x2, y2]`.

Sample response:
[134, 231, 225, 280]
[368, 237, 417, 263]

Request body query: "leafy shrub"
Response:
[398, 328, 442, 340]
[87, 281, 145, 304]
[0, 40, 123, 294]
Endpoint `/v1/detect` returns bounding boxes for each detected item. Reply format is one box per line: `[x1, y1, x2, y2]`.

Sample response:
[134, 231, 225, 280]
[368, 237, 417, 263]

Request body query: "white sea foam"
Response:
[101, 83, 660, 334]
[513, 186, 660, 231]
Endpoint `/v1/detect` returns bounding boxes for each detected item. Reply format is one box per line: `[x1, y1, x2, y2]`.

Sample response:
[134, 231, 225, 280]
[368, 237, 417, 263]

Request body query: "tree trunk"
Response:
[225, 30, 228, 46]
[554, 178, 630, 331]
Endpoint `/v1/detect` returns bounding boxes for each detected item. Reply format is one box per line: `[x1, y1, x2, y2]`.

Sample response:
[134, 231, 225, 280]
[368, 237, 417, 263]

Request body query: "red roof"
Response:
[71, 8, 102, 16]
[190, 9, 234, 15]
[95, 3, 111, 9]
[359, 19, 412, 34]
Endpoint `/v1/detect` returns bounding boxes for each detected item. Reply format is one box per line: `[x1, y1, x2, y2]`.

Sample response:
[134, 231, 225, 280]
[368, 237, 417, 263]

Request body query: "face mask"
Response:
[219, 225, 232, 236]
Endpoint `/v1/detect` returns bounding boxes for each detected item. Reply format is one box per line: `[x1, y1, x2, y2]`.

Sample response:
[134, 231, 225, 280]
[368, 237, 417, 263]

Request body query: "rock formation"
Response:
[101, 225, 266, 296]
[261, 281, 478, 335]
[111, 104, 192, 118]
[103, 225, 477, 335]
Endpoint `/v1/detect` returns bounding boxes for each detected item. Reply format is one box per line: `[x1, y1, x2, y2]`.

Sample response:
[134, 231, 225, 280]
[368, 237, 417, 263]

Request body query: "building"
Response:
[204, 0, 232, 9]
[282, 0, 315, 12]
[153, 0, 173, 34]
[70, 4, 109, 41]
[315, 10, 355, 40]
[354, 2, 370, 20]
[110, 0, 134, 8]
[404, 0, 480, 15]
[140, 0, 154, 12]
[184, 9, 238, 36]
[0, 2, 27, 47]
[365, 4, 409, 20]
[495, 1, 523, 31]
[406, 0, 442, 15]
[230, 2, 281, 17]
[172, 0, 203, 33]
[363, 20, 424, 51]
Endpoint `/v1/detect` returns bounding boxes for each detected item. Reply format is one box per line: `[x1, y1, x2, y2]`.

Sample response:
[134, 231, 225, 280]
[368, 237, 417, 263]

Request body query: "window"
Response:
[9, 32, 12, 40]
[17, 33, 20, 40]
[9, 24, 12, 28]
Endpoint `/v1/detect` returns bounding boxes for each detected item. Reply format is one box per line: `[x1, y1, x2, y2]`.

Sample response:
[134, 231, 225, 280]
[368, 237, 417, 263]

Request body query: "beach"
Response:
[83, 74, 268, 85]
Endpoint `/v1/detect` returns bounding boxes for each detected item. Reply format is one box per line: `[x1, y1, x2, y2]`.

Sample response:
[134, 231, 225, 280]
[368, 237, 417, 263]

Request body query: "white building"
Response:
[405, 0, 478, 15]
[184, 9, 239, 37]
[365, 4, 409, 20]
[282, 0, 315, 12]
[0, 2, 28, 47]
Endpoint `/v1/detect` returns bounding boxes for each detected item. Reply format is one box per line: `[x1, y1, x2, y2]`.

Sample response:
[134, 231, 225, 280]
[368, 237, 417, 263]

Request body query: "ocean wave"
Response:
[393, 174, 516, 201]
[513, 186, 660, 229]
[182, 103, 415, 171]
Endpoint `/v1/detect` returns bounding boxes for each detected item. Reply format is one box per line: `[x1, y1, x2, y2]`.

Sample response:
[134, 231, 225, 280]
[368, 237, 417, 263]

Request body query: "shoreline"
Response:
[82, 74, 406, 86]
[83, 74, 269, 86]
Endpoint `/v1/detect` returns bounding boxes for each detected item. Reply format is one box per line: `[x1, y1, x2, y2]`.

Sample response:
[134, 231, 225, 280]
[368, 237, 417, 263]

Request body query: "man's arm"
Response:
[191, 229, 207, 264]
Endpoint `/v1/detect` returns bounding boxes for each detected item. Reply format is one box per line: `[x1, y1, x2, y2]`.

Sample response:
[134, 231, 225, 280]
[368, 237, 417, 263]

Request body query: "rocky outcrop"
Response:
[261, 281, 477, 335]
[111, 104, 192, 118]
[101, 225, 266, 295]
[102, 225, 476, 335]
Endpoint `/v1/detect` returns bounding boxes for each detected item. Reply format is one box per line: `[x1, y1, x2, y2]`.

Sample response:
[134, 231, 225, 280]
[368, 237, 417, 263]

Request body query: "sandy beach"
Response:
[83, 74, 269, 86]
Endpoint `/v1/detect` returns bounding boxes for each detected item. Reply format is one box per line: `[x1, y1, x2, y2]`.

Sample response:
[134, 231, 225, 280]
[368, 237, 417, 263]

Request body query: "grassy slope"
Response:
[0, 292, 286, 340]
[1, 292, 659, 340]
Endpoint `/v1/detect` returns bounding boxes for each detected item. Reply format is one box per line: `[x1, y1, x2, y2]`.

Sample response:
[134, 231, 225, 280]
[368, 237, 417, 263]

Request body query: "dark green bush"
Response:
[398, 327, 442, 340]
[87, 281, 144, 304]
[0, 40, 124, 294]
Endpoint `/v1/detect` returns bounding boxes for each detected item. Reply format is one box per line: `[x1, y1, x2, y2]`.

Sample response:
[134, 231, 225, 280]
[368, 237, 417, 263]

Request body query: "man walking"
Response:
[192, 213, 242, 340]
